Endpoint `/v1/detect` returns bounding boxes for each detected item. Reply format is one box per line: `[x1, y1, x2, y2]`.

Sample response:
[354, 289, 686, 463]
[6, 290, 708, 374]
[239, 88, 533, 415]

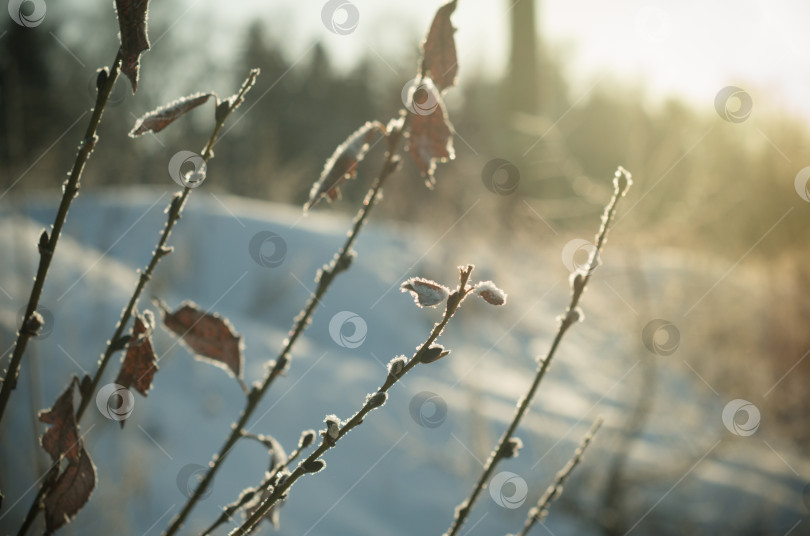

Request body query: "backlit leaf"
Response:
[162, 302, 243, 380]
[43, 447, 96, 533]
[39, 378, 80, 463]
[244, 485, 281, 531]
[129, 93, 213, 137]
[38, 379, 97, 532]
[406, 82, 455, 187]
[305, 121, 385, 211]
[421, 0, 458, 91]
[114, 311, 158, 396]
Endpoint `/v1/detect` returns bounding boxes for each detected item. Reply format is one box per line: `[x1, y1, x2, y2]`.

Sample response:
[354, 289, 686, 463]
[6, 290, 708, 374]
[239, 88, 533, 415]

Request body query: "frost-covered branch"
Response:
[0, 51, 122, 427]
[231, 266, 508, 535]
[444, 168, 632, 536]
[511, 418, 603, 536]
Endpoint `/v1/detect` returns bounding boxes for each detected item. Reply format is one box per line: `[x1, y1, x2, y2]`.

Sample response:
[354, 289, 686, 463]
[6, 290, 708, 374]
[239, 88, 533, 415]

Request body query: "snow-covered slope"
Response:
[0, 188, 807, 536]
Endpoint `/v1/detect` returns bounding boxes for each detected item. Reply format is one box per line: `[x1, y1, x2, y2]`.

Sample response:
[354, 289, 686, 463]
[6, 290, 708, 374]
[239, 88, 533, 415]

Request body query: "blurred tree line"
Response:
[1, 3, 808, 448]
[3, 6, 805, 256]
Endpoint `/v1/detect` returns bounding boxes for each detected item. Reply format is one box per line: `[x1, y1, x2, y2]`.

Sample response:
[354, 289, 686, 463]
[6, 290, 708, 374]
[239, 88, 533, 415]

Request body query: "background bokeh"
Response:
[1, 0, 809, 534]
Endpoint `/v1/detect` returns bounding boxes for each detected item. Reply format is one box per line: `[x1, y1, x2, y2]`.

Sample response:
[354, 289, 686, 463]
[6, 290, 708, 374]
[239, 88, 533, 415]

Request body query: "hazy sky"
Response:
[202, 0, 809, 122]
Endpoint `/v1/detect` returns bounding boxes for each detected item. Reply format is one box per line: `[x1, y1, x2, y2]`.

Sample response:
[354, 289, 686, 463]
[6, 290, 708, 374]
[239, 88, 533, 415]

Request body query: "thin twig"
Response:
[443, 168, 633, 536]
[513, 418, 603, 536]
[0, 51, 122, 425]
[75, 68, 260, 421]
[200, 432, 311, 536]
[15, 465, 59, 536]
[163, 113, 411, 536]
[600, 249, 655, 534]
[16, 69, 261, 536]
[232, 266, 476, 536]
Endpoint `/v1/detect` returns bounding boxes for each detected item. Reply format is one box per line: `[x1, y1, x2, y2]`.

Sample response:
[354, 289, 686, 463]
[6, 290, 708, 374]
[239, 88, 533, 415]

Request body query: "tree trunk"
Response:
[506, 0, 540, 115]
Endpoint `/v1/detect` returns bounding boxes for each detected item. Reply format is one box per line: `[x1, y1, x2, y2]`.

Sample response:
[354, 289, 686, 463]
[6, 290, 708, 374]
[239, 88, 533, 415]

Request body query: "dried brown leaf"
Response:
[115, 311, 158, 396]
[115, 0, 151, 92]
[162, 302, 243, 380]
[421, 0, 458, 91]
[43, 447, 96, 533]
[243, 432, 287, 471]
[305, 121, 385, 211]
[129, 93, 213, 137]
[266, 435, 287, 471]
[38, 379, 96, 531]
[406, 82, 455, 187]
[39, 378, 80, 463]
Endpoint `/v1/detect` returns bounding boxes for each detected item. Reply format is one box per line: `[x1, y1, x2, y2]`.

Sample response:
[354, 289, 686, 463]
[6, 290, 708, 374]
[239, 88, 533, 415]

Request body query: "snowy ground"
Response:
[0, 187, 808, 536]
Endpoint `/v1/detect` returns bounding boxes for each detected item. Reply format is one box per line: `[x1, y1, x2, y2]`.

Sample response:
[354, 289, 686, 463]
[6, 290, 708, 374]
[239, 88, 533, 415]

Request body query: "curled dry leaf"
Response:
[267, 435, 288, 473]
[305, 121, 386, 211]
[115, 0, 151, 92]
[129, 93, 213, 137]
[244, 485, 281, 531]
[401, 277, 451, 307]
[44, 447, 96, 533]
[240, 431, 290, 526]
[474, 281, 507, 306]
[162, 301, 244, 381]
[245, 432, 288, 471]
[114, 311, 158, 397]
[39, 378, 81, 463]
[421, 0, 458, 91]
[38, 379, 97, 532]
[406, 81, 455, 187]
